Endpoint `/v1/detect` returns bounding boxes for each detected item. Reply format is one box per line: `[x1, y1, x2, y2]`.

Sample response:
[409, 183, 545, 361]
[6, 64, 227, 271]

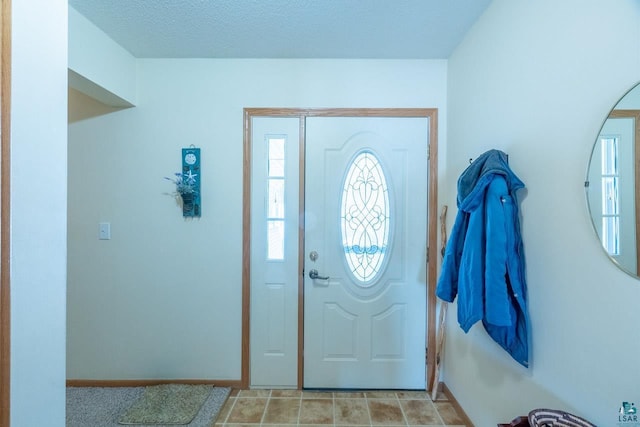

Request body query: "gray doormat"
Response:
[118, 384, 213, 425]
[66, 385, 231, 427]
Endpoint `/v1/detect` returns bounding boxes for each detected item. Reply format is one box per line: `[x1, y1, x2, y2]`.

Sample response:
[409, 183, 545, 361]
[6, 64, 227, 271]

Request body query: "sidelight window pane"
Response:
[267, 220, 285, 260]
[268, 179, 285, 219]
[268, 138, 285, 177]
[601, 177, 618, 215]
[602, 216, 620, 256]
[601, 137, 618, 175]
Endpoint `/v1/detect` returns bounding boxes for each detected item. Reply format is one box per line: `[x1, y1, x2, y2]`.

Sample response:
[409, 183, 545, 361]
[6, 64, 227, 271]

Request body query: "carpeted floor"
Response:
[66, 385, 231, 427]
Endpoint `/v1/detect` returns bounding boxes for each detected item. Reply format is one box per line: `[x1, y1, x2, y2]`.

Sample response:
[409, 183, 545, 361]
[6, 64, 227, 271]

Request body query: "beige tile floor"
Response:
[214, 389, 467, 427]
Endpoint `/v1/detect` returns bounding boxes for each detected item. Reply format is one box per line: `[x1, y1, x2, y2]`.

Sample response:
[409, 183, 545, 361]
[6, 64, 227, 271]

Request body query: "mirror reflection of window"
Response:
[586, 82, 640, 278]
[600, 136, 620, 255]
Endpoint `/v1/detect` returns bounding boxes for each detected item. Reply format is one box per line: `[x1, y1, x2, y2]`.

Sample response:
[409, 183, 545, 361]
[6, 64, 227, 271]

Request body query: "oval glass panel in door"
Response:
[340, 150, 391, 285]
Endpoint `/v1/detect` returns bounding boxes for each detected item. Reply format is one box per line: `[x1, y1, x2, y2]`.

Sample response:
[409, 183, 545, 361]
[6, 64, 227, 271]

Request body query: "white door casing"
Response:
[245, 109, 436, 391]
[303, 117, 428, 389]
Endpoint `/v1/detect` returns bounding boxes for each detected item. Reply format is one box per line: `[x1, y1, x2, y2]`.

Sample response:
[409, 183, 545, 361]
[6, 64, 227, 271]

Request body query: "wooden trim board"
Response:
[66, 379, 242, 389]
[1, 0, 10, 425]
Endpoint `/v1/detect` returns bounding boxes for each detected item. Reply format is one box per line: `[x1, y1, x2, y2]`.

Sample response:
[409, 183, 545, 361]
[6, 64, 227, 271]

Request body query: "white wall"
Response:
[11, 0, 67, 425]
[444, 0, 640, 425]
[67, 59, 447, 380]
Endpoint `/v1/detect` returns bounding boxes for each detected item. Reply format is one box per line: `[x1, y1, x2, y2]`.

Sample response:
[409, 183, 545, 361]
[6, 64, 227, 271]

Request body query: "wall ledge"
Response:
[68, 70, 134, 108]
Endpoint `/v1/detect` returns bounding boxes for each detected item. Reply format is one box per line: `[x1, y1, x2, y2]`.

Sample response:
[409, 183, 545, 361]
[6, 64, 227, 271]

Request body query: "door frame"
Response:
[1, 0, 11, 423]
[242, 108, 438, 390]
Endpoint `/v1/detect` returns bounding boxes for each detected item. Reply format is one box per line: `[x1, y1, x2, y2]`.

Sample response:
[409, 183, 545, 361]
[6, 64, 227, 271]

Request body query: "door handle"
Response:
[309, 269, 329, 280]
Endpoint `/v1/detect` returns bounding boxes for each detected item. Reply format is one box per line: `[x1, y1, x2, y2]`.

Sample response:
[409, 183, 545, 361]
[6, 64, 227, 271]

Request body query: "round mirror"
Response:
[586, 82, 640, 277]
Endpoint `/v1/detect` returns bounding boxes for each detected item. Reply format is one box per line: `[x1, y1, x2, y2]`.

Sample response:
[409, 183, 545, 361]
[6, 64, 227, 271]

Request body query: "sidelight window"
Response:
[267, 137, 286, 260]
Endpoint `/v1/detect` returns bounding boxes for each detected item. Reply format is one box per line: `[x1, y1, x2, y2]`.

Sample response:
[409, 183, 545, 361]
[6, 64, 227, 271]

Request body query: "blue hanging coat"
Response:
[436, 149, 529, 367]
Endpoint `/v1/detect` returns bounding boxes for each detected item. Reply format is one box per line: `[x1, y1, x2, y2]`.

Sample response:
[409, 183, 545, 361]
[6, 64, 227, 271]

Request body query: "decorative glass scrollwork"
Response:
[340, 150, 390, 284]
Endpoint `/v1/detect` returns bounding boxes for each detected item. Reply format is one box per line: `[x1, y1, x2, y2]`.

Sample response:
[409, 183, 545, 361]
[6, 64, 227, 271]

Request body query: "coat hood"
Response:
[457, 149, 525, 211]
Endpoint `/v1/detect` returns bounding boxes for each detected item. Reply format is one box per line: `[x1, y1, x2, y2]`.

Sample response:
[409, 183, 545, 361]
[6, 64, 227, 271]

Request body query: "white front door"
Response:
[303, 117, 428, 389]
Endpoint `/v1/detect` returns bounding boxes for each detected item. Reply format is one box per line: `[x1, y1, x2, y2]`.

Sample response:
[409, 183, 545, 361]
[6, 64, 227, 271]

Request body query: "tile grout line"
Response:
[332, 392, 336, 427]
[260, 390, 272, 426]
[221, 394, 236, 426]
[431, 398, 447, 426]
[394, 392, 410, 426]
[364, 392, 373, 427]
[296, 392, 303, 426]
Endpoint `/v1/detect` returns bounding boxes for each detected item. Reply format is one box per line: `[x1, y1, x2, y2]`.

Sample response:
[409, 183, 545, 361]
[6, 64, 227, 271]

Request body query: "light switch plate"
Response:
[99, 222, 111, 240]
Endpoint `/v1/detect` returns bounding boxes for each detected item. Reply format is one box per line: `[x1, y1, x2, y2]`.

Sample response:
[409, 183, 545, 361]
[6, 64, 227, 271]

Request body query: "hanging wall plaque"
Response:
[182, 147, 201, 217]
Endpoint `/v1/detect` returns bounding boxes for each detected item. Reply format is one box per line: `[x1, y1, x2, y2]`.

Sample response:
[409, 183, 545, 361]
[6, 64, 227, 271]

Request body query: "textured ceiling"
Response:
[68, 0, 492, 59]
